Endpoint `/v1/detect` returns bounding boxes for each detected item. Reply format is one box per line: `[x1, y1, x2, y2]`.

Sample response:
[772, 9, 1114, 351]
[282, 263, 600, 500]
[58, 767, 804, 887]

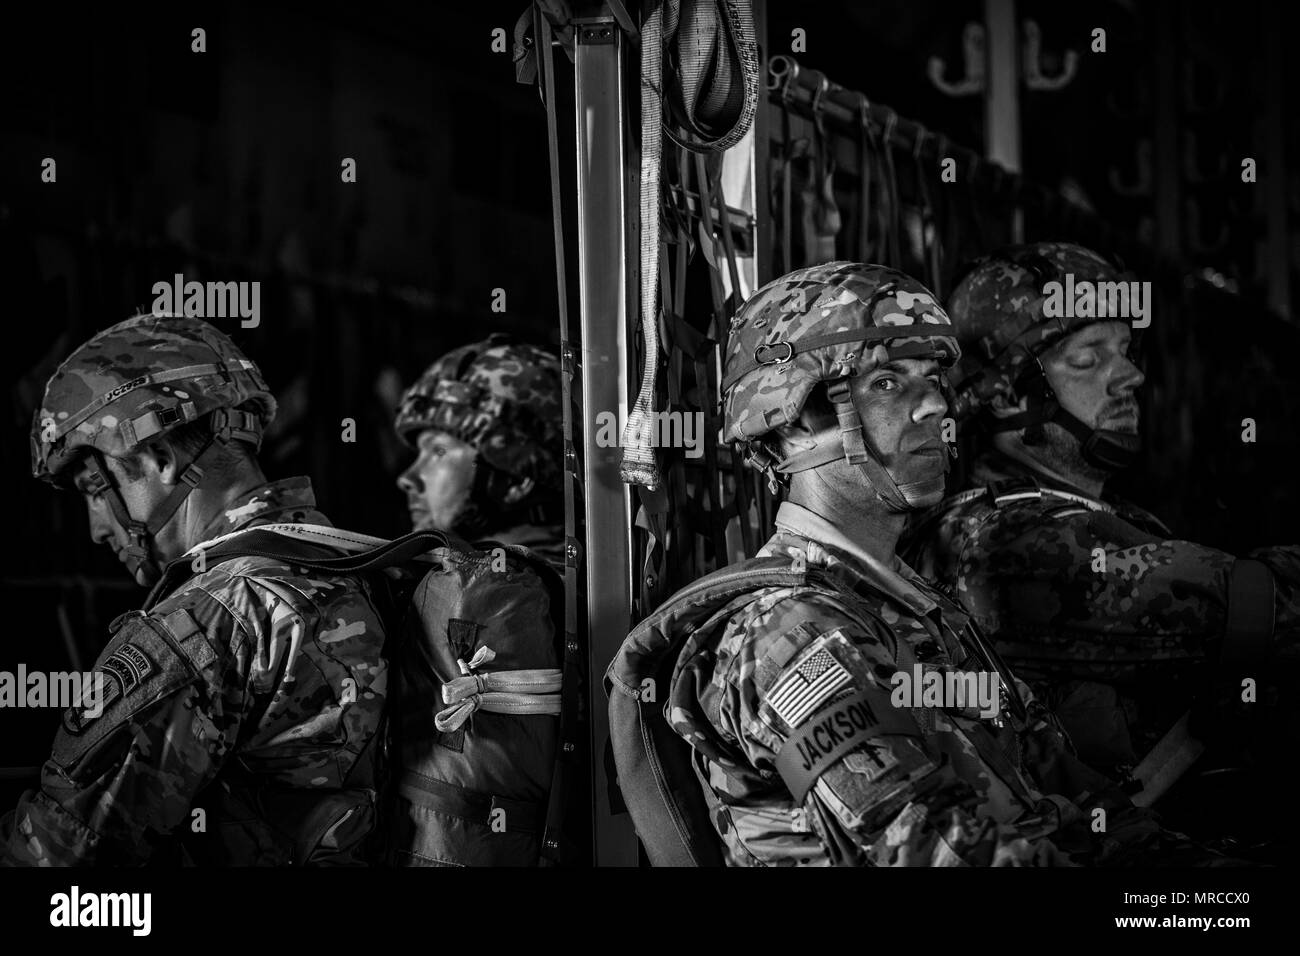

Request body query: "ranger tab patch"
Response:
[63, 642, 156, 735]
[765, 641, 852, 729]
[102, 643, 155, 696]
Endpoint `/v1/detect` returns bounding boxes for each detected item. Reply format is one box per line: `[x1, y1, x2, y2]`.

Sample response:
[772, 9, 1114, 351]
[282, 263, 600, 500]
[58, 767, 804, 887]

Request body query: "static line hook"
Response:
[912, 126, 929, 161]
[881, 110, 898, 146]
[810, 75, 830, 115]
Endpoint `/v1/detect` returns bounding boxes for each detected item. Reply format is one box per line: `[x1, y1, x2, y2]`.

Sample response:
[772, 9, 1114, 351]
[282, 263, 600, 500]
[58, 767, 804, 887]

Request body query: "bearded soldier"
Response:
[633, 262, 1215, 866]
[395, 334, 564, 564]
[903, 242, 1300, 834]
[2, 313, 388, 865]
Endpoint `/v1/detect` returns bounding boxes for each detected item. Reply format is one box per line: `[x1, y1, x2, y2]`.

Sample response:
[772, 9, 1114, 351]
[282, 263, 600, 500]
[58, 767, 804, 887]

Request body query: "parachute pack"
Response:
[605, 554, 867, 866]
[148, 523, 580, 866]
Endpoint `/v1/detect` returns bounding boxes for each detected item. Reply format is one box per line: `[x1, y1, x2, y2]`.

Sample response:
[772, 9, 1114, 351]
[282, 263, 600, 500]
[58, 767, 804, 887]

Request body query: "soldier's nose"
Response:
[396, 466, 421, 495]
[87, 501, 115, 547]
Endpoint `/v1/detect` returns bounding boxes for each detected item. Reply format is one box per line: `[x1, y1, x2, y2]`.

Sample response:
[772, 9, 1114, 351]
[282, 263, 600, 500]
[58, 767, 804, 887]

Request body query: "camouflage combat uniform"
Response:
[396, 334, 565, 565]
[908, 451, 1300, 773]
[906, 242, 1300, 777]
[3, 478, 388, 865]
[670, 501, 1174, 866]
[3, 313, 389, 866]
[664, 262, 1192, 866]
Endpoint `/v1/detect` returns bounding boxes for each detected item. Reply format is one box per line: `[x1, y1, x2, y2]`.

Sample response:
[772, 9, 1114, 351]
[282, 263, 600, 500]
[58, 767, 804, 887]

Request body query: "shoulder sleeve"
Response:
[959, 504, 1241, 661]
[712, 596, 1073, 866]
[2, 602, 242, 866]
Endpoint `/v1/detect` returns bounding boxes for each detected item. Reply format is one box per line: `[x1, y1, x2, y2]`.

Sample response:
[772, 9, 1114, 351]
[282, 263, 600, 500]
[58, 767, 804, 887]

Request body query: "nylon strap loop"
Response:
[722, 325, 954, 392]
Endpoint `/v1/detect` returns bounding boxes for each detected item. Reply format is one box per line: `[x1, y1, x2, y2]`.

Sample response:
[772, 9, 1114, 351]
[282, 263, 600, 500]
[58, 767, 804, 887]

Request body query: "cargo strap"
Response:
[397, 772, 546, 835]
[538, 6, 588, 865]
[435, 645, 563, 732]
[619, 0, 666, 488]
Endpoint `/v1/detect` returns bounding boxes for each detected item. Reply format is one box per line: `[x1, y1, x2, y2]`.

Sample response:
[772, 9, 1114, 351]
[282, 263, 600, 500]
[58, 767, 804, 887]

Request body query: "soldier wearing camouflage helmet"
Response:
[2, 313, 389, 865]
[395, 333, 564, 564]
[904, 242, 1300, 834]
[658, 261, 1207, 866]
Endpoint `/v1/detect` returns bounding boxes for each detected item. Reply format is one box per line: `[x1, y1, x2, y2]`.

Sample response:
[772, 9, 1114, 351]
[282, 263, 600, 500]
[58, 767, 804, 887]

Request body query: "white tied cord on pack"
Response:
[620, 0, 759, 490]
[435, 643, 563, 732]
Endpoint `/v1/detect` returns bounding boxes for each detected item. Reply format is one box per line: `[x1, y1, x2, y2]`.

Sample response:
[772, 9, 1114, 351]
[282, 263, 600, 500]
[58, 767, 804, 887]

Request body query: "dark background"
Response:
[2, 1, 1297, 797]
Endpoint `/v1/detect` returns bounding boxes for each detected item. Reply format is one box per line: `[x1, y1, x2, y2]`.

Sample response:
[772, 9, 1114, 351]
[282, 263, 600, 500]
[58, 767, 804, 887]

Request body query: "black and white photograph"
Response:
[0, 0, 1295, 938]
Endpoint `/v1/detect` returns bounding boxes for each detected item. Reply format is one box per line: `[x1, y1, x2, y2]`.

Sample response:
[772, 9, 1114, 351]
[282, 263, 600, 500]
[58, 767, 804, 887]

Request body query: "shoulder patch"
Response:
[762, 635, 853, 730]
[63, 641, 156, 736]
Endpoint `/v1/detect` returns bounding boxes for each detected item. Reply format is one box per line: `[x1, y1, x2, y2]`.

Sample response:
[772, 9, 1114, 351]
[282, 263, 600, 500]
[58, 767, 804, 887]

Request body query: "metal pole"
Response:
[572, 13, 640, 866]
[983, 0, 1022, 240]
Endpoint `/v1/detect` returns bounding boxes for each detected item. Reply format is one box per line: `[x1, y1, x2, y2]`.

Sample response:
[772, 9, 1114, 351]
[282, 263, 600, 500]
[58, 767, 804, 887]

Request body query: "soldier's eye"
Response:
[872, 377, 899, 391]
[1067, 352, 1098, 369]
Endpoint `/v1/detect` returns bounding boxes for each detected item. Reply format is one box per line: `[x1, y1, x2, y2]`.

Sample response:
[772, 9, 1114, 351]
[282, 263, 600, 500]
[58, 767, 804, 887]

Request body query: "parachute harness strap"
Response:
[434, 644, 563, 732]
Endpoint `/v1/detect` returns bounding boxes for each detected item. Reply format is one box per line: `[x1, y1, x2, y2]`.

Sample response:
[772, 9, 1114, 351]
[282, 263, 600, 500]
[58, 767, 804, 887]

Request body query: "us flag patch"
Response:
[765, 643, 853, 729]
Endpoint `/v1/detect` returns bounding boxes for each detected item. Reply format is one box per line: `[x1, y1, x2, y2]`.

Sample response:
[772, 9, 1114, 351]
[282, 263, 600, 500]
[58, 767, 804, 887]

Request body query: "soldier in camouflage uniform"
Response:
[667, 261, 1209, 866]
[395, 334, 565, 565]
[903, 242, 1300, 813]
[2, 313, 388, 865]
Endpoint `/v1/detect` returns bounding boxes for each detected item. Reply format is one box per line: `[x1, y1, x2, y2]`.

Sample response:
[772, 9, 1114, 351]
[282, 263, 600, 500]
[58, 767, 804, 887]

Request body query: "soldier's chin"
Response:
[1100, 413, 1140, 434]
[900, 481, 946, 509]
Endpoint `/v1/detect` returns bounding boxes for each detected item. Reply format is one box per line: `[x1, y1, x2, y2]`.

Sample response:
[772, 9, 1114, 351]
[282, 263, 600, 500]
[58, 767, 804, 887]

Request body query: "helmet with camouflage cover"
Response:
[722, 261, 960, 511]
[395, 333, 562, 486]
[32, 312, 276, 581]
[946, 241, 1141, 468]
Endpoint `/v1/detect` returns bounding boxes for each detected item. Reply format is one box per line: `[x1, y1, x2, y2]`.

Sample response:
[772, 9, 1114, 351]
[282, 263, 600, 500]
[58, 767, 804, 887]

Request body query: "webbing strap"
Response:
[441, 668, 564, 701]
[539, 6, 585, 865]
[397, 771, 546, 835]
[721, 324, 954, 392]
[434, 684, 563, 733]
[619, 0, 664, 488]
[825, 379, 910, 512]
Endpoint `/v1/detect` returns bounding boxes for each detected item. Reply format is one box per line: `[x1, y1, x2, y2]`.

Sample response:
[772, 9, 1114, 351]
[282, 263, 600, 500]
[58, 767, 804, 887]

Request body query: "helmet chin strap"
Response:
[987, 370, 1140, 471]
[774, 379, 952, 513]
[84, 408, 264, 586]
[83, 452, 162, 586]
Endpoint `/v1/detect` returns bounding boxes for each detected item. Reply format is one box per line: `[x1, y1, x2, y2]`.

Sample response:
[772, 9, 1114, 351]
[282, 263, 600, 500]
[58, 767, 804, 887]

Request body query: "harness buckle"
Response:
[754, 341, 794, 366]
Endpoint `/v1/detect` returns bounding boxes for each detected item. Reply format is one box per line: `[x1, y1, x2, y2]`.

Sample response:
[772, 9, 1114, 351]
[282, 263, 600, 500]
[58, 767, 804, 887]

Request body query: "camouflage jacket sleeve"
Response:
[1, 599, 243, 866]
[700, 595, 1076, 866]
[948, 504, 1300, 676]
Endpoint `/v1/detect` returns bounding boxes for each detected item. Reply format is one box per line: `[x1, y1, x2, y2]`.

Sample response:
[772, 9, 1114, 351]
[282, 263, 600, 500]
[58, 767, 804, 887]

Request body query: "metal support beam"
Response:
[572, 13, 640, 866]
[983, 0, 1021, 240]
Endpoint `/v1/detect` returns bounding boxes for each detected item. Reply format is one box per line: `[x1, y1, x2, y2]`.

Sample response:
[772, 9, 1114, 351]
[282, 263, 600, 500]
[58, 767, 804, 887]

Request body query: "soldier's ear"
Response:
[148, 439, 181, 487]
[503, 475, 536, 505]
